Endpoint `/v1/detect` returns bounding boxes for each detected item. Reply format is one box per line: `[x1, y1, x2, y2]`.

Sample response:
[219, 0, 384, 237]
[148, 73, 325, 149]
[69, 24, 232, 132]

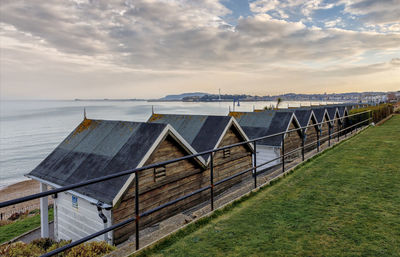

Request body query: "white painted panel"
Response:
[254, 145, 281, 170]
[55, 192, 112, 243]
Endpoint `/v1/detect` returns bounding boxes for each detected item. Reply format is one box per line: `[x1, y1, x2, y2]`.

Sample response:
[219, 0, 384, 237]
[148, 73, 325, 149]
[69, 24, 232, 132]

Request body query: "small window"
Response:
[154, 166, 166, 181]
[223, 148, 231, 158]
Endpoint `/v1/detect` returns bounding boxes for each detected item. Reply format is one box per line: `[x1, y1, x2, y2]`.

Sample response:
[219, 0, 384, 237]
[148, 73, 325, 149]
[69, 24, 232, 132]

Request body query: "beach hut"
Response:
[337, 106, 350, 133]
[326, 106, 341, 134]
[27, 119, 207, 245]
[311, 107, 331, 143]
[229, 110, 302, 170]
[291, 109, 319, 152]
[148, 114, 254, 195]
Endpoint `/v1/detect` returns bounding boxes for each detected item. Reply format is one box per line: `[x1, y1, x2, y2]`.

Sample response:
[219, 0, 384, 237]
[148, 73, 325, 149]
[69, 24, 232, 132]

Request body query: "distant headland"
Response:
[75, 91, 398, 104]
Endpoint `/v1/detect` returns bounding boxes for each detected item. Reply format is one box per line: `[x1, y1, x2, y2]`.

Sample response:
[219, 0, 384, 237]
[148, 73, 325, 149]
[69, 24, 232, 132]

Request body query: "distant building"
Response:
[387, 92, 400, 103]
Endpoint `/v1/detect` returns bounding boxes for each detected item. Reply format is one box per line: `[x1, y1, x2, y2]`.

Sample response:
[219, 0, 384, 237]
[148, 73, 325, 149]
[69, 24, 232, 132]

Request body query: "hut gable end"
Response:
[112, 134, 204, 244]
[209, 125, 253, 194]
[213, 125, 252, 166]
[284, 120, 303, 154]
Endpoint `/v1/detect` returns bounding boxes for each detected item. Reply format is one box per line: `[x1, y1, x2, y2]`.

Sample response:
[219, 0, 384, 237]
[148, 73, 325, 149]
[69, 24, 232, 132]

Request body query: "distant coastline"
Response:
[72, 91, 391, 104]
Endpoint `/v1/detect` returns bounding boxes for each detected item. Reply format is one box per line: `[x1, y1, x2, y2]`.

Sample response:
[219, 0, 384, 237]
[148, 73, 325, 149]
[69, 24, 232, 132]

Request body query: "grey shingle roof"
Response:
[311, 107, 326, 123]
[148, 114, 232, 160]
[326, 107, 338, 120]
[338, 106, 347, 117]
[28, 119, 172, 205]
[230, 110, 298, 147]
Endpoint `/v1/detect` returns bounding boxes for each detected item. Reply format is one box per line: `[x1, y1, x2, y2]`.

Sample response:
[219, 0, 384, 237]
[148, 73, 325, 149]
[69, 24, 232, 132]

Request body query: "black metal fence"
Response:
[0, 110, 372, 257]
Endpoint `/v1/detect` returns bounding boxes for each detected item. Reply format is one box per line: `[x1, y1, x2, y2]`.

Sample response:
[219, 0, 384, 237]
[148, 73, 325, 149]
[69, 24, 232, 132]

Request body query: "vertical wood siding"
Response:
[112, 127, 253, 245]
[284, 122, 302, 160]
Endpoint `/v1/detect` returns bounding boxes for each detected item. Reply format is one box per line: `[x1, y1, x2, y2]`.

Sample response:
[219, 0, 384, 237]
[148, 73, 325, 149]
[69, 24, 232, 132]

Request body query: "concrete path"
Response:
[18, 222, 55, 243]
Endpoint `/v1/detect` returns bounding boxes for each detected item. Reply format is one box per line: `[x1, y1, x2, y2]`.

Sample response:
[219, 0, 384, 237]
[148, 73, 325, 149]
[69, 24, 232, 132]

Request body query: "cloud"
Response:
[249, 0, 280, 13]
[342, 0, 400, 26]
[390, 58, 400, 66]
[0, 0, 399, 98]
[2, 0, 399, 69]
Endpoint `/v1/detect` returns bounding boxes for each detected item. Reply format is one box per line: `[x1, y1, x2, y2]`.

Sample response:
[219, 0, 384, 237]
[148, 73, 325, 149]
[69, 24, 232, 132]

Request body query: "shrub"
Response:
[349, 104, 394, 126]
[66, 241, 116, 257]
[0, 242, 42, 257]
[46, 240, 72, 257]
[0, 240, 115, 257]
[8, 213, 21, 221]
[31, 237, 57, 251]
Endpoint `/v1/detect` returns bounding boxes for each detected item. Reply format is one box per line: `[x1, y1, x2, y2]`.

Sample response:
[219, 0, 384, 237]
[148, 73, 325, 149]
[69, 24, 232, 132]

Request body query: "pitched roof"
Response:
[229, 110, 300, 147]
[148, 114, 251, 162]
[326, 106, 339, 121]
[308, 108, 322, 123]
[229, 111, 274, 145]
[27, 119, 204, 205]
[277, 109, 316, 129]
[337, 106, 347, 117]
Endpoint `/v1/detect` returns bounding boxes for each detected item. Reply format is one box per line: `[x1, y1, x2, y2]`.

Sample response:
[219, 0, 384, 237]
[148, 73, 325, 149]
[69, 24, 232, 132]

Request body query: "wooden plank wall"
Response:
[304, 118, 319, 152]
[202, 126, 253, 195]
[112, 135, 204, 244]
[112, 127, 253, 244]
[333, 114, 340, 133]
[283, 122, 302, 160]
[320, 116, 330, 143]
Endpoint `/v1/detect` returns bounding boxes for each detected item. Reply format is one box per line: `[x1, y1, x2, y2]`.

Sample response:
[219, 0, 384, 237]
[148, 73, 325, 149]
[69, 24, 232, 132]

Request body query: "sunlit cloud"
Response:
[0, 0, 399, 99]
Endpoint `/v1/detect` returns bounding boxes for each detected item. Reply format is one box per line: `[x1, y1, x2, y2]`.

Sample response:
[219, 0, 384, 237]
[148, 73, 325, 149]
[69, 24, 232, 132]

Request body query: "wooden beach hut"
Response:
[148, 114, 254, 195]
[326, 106, 340, 134]
[290, 109, 319, 152]
[27, 119, 207, 245]
[311, 107, 331, 143]
[229, 110, 302, 170]
[338, 105, 350, 133]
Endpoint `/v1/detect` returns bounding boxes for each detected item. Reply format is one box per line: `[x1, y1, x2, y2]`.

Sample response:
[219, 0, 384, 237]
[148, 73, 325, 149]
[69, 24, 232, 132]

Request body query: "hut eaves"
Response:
[27, 119, 206, 206]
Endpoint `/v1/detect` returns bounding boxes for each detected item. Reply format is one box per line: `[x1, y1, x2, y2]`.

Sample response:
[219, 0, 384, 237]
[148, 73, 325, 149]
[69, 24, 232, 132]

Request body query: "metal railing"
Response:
[0, 110, 372, 257]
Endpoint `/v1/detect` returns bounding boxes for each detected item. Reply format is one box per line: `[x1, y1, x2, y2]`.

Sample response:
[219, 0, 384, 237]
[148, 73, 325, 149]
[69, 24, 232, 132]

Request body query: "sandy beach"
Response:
[0, 180, 53, 221]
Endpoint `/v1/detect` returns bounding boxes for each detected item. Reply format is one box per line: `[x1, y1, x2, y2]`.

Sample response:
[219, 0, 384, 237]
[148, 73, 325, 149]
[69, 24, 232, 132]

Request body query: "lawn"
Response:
[137, 116, 400, 257]
[0, 208, 54, 244]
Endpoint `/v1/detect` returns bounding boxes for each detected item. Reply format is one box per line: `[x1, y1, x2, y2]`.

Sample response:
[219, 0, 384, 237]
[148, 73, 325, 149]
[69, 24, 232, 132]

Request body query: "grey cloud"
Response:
[343, 0, 400, 25]
[390, 58, 400, 66]
[1, 0, 400, 71]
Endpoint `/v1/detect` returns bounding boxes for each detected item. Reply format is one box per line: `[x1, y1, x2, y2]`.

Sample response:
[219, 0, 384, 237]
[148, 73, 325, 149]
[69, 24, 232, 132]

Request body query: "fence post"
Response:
[301, 128, 305, 162]
[337, 124, 340, 142]
[135, 171, 140, 250]
[282, 134, 285, 173]
[210, 153, 214, 211]
[317, 128, 320, 152]
[253, 142, 257, 188]
[328, 125, 331, 147]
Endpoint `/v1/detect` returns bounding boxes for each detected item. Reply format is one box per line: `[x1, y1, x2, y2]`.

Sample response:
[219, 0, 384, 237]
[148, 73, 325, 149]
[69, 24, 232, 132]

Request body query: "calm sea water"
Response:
[0, 100, 329, 188]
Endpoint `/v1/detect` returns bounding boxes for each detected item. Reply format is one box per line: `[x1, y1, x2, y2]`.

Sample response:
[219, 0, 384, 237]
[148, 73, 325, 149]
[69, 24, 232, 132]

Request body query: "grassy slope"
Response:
[0, 208, 54, 244]
[139, 116, 400, 257]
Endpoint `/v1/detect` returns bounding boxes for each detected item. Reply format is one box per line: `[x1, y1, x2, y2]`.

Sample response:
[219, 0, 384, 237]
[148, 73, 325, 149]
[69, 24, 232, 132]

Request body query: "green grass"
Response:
[0, 208, 54, 244]
[136, 116, 400, 257]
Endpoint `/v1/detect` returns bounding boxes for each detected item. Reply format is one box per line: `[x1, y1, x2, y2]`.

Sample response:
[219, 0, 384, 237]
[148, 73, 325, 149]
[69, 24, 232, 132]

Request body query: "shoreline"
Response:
[0, 179, 53, 221]
[0, 177, 30, 191]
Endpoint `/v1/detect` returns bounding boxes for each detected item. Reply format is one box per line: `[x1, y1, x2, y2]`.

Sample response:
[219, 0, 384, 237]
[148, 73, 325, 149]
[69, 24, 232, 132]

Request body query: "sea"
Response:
[0, 100, 331, 189]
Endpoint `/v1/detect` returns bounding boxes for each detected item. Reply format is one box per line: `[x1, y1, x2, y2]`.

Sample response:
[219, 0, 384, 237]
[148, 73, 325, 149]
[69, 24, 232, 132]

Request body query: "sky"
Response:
[1, 0, 399, 99]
